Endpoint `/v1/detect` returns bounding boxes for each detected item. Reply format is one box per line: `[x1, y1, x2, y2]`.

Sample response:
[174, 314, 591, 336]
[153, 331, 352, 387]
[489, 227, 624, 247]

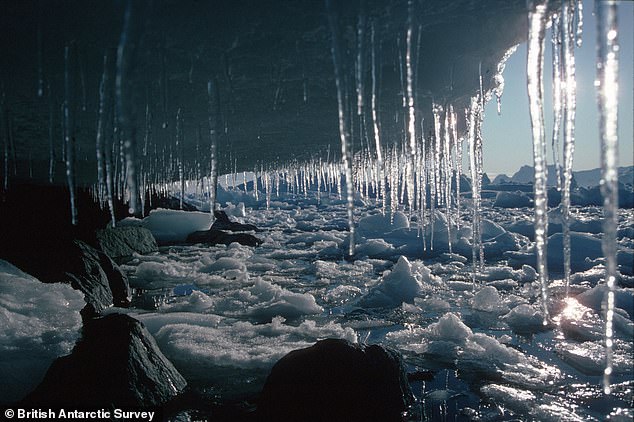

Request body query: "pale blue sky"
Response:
[482, 0, 633, 177]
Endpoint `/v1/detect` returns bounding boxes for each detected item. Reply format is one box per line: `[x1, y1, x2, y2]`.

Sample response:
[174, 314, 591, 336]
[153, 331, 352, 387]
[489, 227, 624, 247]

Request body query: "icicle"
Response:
[115, 0, 142, 215]
[575, 0, 583, 48]
[105, 100, 116, 227]
[1, 88, 8, 192]
[355, 0, 366, 117]
[176, 108, 184, 209]
[208, 80, 220, 220]
[96, 52, 111, 202]
[595, 0, 619, 396]
[405, 0, 417, 215]
[561, 0, 579, 295]
[467, 99, 481, 286]
[37, 24, 43, 97]
[326, 0, 355, 258]
[265, 170, 271, 209]
[47, 83, 55, 184]
[551, 12, 564, 191]
[161, 43, 169, 129]
[443, 108, 453, 254]
[493, 45, 519, 115]
[64, 44, 78, 225]
[527, 0, 549, 324]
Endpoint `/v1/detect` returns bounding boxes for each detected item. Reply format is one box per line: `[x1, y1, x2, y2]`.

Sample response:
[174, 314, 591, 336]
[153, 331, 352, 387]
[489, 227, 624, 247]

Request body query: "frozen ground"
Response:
[110, 185, 631, 420]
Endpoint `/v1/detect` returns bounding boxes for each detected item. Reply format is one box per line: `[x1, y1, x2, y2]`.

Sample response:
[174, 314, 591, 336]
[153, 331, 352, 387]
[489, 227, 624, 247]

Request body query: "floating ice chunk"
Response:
[142, 208, 211, 243]
[246, 278, 323, 321]
[414, 297, 451, 312]
[425, 312, 473, 343]
[555, 339, 633, 376]
[493, 190, 532, 208]
[576, 284, 634, 319]
[481, 219, 507, 240]
[324, 285, 362, 305]
[518, 264, 538, 282]
[162, 290, 215, 313]
[355, 238, 397, 259]
[480, 384, 586, 422]
[502, 304, 546, 334]
[199, 256, 248, 280]
[287, 231, 343, 246]
[555, 297, 605, 341]
[359, 256, 438, 307]
[149, 315, 355, 395]
[210, 278, 323, 322]
[0, 260, 84, 404]
[471, 286, 509, 313]
[465, 332, 522, 365]
[223, 202, 246, 218]
[357, 211, 409, 237]
[506, 232, 634, 275]
[134, 261, 191, 288]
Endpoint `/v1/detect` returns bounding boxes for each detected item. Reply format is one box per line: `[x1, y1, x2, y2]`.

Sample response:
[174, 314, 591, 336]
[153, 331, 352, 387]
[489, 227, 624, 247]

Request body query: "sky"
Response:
[481, 0, 633, 177]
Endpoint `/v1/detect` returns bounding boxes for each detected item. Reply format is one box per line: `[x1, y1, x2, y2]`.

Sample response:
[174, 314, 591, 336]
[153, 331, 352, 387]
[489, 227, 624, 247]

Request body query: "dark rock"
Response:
[186, 228, 263, 247]
[96, 226, 158, 260]
[1, 237, 129, 314]
[96, 250, 131, 308]
[24, 313, 187, 408]
[212, 210, 260, 232]
[257, 338, 413, 422]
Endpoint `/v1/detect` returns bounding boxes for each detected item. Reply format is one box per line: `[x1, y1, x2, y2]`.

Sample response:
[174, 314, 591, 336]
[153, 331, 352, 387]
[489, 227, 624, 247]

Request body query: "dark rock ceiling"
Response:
[1, 0, 531, 182]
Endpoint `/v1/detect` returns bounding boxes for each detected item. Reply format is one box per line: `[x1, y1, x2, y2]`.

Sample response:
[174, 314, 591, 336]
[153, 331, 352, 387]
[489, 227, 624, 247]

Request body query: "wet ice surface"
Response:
[111, 192, 633, 421]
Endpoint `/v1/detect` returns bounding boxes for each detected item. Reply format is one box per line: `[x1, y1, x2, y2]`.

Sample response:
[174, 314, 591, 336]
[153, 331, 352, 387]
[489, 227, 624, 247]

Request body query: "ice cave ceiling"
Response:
[1, 0, 530, 181]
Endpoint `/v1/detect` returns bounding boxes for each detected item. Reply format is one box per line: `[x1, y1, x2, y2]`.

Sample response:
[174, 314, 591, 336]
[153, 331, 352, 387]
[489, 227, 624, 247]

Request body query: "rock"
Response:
[186, 228, 263, 247]
[2, 237, 129, 314]
[211, 210, 260, 232]
[96, 226, 158, 260]
[258, 338, 413, 422]
[24, 313, 187, 408]
[96, 250, 130, 308]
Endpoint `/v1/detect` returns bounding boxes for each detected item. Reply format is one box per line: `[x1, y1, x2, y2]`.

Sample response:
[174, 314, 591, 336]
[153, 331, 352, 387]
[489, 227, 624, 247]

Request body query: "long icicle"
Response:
[370, 20, 385, 215]
[326, 0, 355, 258]
[405, 0, 417, 217]
[47, 82, 55, 184]
[561, 0, 579, 296]
[96, 52, 111, 203]
[551, 12, 564, 192]
[527, 0, 549, 324]
[116, 0, 143, 216]
[207, 79, 220, 223]
[595, 0, 619, 396]
[64, 43, 78, 226]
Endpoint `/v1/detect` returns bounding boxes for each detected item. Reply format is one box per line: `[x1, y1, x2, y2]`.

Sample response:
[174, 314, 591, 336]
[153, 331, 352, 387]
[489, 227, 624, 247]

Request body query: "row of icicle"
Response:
[527, 0, 621, 394]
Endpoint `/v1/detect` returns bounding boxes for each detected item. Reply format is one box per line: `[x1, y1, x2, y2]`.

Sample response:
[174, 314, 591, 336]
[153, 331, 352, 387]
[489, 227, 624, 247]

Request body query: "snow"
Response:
[0, 260, 84, 404]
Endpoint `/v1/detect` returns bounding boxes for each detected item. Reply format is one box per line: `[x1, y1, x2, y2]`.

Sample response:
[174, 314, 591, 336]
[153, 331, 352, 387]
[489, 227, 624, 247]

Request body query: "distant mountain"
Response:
[510, 165, 561, 186]
[503, 165, 634, 187]
[574, 166, 634, 187]
[492, 174, 512, 184]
